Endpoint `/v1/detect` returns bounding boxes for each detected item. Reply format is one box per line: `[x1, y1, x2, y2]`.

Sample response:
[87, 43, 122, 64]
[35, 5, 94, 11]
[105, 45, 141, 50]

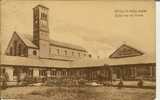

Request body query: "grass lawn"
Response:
[1, 86, 155, 100]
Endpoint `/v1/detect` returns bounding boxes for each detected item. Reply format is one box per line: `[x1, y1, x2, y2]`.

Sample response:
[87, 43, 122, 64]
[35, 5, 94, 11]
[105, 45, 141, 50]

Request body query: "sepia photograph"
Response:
[0, 0, 156, 100]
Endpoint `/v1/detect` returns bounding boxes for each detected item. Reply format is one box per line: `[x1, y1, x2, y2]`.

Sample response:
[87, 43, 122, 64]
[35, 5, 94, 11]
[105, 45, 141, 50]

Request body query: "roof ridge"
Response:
[50, 39, 87, 51]
[15, 32, 87, 51]
[14, 32, 38, 48]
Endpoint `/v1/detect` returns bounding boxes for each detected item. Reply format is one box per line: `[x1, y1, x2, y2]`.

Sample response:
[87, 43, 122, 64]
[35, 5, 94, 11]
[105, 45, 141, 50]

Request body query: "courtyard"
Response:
[1, 86, 155, 100]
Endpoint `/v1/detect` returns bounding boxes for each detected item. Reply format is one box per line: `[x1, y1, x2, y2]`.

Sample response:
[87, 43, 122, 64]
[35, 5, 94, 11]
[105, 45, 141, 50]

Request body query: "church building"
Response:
[0, 5, 155, 85]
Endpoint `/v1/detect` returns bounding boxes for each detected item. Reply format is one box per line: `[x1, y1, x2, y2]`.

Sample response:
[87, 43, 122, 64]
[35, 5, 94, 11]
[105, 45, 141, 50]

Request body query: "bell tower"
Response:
[33, 5, 50, 58]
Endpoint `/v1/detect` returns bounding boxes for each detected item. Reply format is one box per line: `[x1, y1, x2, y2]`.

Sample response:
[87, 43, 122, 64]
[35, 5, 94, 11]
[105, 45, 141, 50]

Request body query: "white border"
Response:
[156, 1, 160, 100]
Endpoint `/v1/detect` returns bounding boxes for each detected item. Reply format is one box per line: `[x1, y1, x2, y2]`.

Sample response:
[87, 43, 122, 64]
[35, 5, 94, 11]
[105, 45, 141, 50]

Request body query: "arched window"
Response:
[14, 41, 17, 56]
[23, 47, 27, 56]
[18, 44, 22, 56]
[41, 13, 47, 20]
[10, 47, 13, 56]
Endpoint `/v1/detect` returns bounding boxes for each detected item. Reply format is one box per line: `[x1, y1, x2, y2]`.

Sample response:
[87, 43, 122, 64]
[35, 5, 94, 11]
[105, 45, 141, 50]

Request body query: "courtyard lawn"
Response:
[1, 86, 155, 100]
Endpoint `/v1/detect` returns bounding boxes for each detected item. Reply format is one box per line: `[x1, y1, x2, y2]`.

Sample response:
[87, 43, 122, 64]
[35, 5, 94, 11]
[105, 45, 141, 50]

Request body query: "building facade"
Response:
[0, 5, 155, 85]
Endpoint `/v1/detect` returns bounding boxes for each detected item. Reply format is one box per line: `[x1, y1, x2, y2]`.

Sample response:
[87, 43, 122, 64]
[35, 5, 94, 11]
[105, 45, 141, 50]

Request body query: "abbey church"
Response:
[0, 5, 155, 85]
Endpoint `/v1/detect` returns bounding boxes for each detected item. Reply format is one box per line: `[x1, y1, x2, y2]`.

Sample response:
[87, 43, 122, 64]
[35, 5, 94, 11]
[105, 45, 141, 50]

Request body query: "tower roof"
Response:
[33, 4, 49, 9]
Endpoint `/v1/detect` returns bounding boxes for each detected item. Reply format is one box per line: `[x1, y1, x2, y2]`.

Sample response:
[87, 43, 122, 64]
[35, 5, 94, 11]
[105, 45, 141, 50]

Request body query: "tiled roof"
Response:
[50, 40, 87, 52]
[1, 55, 71, 68]
[106, 54, 155, 66]
[2, 32, 155, 68]
[15, 32, 38, 48]
[71, 54, 155, 68]
[0, 54, 155, 68]
[16, 32, 86, 52]
[71, 58, 106, 68]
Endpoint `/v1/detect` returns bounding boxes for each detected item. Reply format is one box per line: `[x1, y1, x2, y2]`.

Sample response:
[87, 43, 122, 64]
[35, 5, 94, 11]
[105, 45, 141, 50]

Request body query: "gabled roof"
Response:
[71, 54, 155, 68]
[14, 32, 38, 48]
[107, 54, 155, 66]
[109, 44, 144, 59]
[14, 32, 87, 52]
[71, 44, 155, 68]
[50, 40, 87, 52]
[33, 4, 49, 9]
[1, 53, 155, 68]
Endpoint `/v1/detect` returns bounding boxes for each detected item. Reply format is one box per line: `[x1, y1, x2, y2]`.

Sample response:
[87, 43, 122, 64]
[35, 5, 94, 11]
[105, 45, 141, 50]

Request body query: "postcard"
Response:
[0, 0, 156, 100]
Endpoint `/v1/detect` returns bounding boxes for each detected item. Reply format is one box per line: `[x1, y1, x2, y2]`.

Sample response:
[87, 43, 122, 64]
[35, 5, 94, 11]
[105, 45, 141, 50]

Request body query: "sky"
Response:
[1, 0, 155, 58]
